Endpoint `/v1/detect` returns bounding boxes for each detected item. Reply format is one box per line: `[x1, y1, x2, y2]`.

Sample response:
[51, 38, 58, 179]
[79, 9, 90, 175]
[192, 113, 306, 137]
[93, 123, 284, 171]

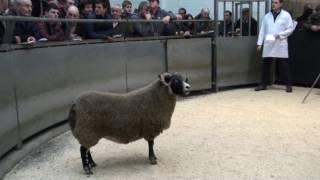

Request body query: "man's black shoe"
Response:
[286, 86, 292, 93]
[254, 85, 267, 91]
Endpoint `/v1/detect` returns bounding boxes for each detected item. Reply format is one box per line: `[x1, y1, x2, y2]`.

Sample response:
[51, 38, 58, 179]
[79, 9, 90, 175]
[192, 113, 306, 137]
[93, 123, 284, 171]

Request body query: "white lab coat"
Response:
[257, 10, 295, 58]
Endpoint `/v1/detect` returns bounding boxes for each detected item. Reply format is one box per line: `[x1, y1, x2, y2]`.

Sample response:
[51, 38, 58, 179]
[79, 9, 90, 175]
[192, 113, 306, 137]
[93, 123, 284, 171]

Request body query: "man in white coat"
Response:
[255, 0, 295, 93]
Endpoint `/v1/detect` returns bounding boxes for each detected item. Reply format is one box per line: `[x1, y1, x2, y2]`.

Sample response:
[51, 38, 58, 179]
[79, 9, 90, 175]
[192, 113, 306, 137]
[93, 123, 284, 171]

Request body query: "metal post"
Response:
[214, 0, 219, 37]
[223, 1, 226, 37]
[265, 0, 269, 14]
[240, 3, 243, 36]
[3, 20, 15, 44]
[257, 1, 260, 28]
[232, 1, 235, 37]
[249, 1, 252, 36]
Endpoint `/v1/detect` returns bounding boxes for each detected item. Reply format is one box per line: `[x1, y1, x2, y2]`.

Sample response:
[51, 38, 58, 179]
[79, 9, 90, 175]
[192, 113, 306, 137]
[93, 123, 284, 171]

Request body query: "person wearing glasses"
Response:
[255, 0, 296, 93]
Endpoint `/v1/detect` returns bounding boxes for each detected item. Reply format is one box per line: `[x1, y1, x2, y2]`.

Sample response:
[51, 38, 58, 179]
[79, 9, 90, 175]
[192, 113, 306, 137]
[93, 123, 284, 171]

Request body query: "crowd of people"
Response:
[0, 0, 319, 44]
[0, 0, 217, 44]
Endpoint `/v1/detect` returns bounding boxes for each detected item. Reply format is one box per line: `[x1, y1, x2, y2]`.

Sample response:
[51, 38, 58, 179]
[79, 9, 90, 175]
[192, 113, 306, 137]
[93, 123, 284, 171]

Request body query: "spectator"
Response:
[235, 8, 258, 36]
[0, 0, 8, 44]
[296, 4, 313, 30]
[315, 4, 320, 13]
[65, 5, 82, 40]
[13, 0, 42, 44]
[306, 12, 320, 32]
[86, 0, 113, 39]
[121, 0, 132, 18]
[148, 0, 177, 36]
[186, 14, 195, 34]
[176, 7, 192, 37]
[131, 1, 154, 37]
[219, 10, 233, 36]
[111, 4, 124, 37]
[38, 3, 65, 41]
[66, 0, 75, 8]
[57, 0, 67, 17]
[255, 0, 295, 93]
[76, 0, 92, 38]
[78, 0, 92, 18]
[195, 8, 213, 34]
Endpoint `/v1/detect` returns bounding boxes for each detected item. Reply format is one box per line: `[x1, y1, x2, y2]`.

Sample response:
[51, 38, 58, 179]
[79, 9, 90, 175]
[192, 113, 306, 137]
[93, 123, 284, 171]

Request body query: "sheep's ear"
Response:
[159, 72, 172, 86]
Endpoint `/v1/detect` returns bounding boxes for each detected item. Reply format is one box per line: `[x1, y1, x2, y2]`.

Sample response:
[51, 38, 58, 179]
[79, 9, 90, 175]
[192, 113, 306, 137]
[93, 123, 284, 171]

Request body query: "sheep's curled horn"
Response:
[159, 72, 172, 86]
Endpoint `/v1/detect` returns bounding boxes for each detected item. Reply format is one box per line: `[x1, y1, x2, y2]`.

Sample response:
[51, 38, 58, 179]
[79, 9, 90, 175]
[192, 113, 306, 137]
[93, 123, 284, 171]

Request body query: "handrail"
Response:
[0, 16, 215, 23]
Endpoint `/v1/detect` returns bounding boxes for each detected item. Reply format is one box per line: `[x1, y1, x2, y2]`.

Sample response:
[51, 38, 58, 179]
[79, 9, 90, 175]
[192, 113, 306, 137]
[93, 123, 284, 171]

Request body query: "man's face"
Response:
[124, 4, 132, 13]
[0, 0, 9, 13]
[112, 6, 122, 19]
[272, 0, 282, 11]
[67, 8, 79, 19]
[149, 0, 159, 9]
[95, 3, 106, 16]
[201, 11, 209, 18]
[178, 10, 186, 18]
[83, 4, 93, 15]
[140, 5, 150, 17]
[17, 0, 32, 16]
[46, 8, 59, 18]
[67, 0, 75, 8]
[224, 12, 231, 21]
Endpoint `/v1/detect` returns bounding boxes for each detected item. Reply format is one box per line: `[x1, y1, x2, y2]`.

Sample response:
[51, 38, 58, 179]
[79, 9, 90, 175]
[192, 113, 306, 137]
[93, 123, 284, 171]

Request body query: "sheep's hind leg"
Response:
[148, 140, 157, 165]
[88, 150, 97, 168]
[80, 145, 93, 175]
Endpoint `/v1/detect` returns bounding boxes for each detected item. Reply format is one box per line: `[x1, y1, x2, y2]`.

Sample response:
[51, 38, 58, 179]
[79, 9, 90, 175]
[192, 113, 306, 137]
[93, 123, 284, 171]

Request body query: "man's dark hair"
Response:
[95, 0, 107, 8]
[122, 0, 132, 8]
[138, 1, 149, 12]
[225, 10, 232, 16]
[44, 3, 59, 13]
[316, 4, 320, 13]
[148, 0, 159, 3]
[179, 8, 186, 14]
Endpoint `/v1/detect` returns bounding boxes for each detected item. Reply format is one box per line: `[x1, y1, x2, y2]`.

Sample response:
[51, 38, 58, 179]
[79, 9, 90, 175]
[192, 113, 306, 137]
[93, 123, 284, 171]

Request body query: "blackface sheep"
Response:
[67, 73, 191, 175]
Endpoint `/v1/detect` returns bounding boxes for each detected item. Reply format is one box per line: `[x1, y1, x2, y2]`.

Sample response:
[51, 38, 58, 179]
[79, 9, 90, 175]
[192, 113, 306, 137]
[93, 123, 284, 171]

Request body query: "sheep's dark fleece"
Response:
[68, 73, 191, 175]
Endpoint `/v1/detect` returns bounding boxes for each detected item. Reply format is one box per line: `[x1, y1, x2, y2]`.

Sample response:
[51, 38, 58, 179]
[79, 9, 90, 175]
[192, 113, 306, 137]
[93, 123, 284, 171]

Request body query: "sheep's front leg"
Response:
[80, 145, 93, 175]
[148, 140, 157, 165]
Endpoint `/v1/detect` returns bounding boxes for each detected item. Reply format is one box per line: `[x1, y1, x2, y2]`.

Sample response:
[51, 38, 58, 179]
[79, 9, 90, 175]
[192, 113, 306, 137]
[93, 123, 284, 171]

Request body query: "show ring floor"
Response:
[4, 86, 320, 180]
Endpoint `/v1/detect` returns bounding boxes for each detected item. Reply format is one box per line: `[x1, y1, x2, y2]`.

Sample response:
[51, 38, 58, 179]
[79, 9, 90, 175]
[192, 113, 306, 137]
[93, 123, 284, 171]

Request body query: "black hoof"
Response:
[89, 162, 97, 168]
[149, 157, 157, 165]
[84, 167, 93, 175]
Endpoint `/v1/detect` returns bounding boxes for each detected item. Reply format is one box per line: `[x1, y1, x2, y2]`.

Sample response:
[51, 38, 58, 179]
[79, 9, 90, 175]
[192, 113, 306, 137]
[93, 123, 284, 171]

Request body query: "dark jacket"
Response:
[219, 21, 233, 36]
[38, 22, 65, 41]
[131, 14, 154, 37]
[194, 14, 213, 33]
[13, 21, 42, 43]
[234, 17, 258, 36]
[113, 22, 134, 38]
[150, 8, 176, 36]
[86, 13, 113, 39]
[0, 21, 4, 44]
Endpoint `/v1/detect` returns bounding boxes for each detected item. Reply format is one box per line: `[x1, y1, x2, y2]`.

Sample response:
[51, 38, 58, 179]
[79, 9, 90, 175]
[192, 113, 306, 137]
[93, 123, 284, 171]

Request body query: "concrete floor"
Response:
[4, 86, 320, 180]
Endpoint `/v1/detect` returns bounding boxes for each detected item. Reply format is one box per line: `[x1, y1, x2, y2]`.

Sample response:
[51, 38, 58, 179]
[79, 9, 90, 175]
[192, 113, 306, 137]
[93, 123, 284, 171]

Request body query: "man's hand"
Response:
[145, 13, 151, 20]
[162, 16, 171, 24]
[14, 36, 21, 44]
[311, 25, 320, 32]
[257, 45, 262, 51]
[27, 36, 36, 43]
[175, 14, 182, 20]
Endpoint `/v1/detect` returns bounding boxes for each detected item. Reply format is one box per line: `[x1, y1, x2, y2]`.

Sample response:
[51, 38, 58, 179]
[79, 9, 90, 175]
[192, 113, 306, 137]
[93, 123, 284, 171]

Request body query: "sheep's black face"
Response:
[160, 73, 191, 96]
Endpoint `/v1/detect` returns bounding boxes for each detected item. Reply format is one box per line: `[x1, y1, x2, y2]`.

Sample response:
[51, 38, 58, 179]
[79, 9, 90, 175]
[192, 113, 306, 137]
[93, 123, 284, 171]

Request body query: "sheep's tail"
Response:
[68, 103, 76, 131]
